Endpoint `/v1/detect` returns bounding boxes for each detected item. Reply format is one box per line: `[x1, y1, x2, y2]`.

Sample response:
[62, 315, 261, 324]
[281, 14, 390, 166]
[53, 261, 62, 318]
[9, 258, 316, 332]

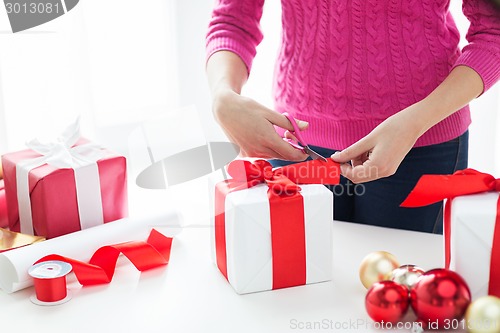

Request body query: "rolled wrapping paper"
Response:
[0, 211, 180, 293]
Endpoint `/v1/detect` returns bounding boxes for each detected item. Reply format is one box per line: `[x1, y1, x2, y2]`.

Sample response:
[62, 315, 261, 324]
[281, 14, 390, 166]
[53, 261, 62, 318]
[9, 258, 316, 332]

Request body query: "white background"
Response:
[0, 0, 498, 174]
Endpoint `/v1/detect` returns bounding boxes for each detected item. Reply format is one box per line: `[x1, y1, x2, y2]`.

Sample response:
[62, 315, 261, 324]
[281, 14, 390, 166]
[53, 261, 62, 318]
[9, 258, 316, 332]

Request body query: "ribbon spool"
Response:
[28, 260, 72, 306]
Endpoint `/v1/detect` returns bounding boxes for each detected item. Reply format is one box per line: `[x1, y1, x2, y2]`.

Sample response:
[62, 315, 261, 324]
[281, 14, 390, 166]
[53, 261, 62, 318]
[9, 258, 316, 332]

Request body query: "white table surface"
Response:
[0, 210, 463, 333]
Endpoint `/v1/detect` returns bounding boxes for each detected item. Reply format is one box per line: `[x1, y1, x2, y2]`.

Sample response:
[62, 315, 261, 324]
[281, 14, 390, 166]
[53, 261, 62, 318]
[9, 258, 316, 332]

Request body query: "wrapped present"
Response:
[402, 169, 500, 299]
[0, 179, 7, 228]
[209, 159, 340, 294]
[1, 120, 128, 239]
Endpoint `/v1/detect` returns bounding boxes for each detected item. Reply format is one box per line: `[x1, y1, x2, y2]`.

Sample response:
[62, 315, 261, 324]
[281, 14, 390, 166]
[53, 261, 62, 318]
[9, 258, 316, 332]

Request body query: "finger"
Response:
[340, 159, 379, 184]
[264, 110, 309, 131]
[350, 150, 372, 167]
[295, 118, 309, 130]
[284, 130, 298, 142]
[272, 133, 309, 161]
[351, 157, 364, 168]
[240, 128, 305, 160]
[271, 146, 308, 162]
[331, 139, 373, 164]
[241, 141, 301, 161]
[239, 146, 285, 160]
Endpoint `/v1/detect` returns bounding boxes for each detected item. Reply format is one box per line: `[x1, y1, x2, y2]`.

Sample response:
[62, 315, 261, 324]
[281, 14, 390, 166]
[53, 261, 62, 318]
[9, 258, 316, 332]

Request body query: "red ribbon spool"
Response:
[28, 260, 72, 305]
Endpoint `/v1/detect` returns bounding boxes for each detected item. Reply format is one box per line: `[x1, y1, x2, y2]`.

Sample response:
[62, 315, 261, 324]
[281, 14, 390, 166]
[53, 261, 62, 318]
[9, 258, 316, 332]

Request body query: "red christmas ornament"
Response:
[365, 280, 410, 323]
[410, 268, 471, 329]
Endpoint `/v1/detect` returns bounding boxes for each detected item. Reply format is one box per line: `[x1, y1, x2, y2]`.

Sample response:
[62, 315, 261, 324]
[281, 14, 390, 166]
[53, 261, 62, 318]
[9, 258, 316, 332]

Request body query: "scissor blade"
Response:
[304, 146, 328, 162]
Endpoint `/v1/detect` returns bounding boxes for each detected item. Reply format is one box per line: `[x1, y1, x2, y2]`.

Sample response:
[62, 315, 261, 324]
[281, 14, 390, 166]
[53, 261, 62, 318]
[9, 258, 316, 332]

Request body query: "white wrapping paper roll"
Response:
[0, 211, 180, 293]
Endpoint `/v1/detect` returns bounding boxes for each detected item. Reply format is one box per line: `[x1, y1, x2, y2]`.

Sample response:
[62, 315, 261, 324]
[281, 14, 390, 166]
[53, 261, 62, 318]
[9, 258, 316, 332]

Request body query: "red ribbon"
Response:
[33, 275, 68, 302]
[34, 229, 173, 286]
[215, 159, 340, 290]
[401, 168, 500, 297]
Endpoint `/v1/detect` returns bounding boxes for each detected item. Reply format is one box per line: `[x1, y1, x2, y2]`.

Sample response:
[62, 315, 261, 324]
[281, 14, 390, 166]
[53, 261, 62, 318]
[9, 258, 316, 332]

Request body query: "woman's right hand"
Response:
[213, 89, 309, 161]
[207, 51, 308, 161]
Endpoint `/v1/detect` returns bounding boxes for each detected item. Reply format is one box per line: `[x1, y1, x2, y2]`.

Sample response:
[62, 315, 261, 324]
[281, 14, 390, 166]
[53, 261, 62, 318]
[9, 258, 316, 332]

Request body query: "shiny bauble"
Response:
[391, 264, 425, 289]
[365, 280, 410, 323]
[359, 251, 400, 289]
[410, 268, 471, 329]
[465, 296, 500, 333]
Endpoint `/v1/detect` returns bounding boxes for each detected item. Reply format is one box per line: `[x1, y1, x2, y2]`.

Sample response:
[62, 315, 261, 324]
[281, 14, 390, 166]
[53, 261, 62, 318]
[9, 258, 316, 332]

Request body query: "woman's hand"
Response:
[331, 105, 423, 183]
[331, 65, 484, 183]
[213, 89, 309, 160]
[207, 51, 308, 161]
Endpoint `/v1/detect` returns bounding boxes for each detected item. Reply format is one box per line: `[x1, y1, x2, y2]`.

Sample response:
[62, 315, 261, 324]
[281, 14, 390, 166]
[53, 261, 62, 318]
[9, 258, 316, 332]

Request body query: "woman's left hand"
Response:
[331, 105, 424, 183]
[331, 65, 484, 183]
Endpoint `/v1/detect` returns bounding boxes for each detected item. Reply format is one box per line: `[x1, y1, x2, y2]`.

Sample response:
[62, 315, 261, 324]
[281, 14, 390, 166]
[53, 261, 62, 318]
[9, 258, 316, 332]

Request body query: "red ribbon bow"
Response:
[224, 159, 300, 196]
[215, 158, 340, 290]
[401, 168, 500, 297]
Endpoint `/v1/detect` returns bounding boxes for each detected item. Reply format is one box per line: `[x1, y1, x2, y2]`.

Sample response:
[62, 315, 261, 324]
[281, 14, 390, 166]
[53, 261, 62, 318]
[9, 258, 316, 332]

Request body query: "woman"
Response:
[205, 0, 500, 233]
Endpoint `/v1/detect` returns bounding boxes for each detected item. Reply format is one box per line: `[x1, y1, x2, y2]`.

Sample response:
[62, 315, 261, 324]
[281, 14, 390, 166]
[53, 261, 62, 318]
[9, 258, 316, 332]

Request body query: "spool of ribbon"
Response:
[401, 168, 500, 297]
[15, 118, 106, 235]
[215, 158, 340, 290]
[28, 260, 73, 305]
[33, 228, 173, 288]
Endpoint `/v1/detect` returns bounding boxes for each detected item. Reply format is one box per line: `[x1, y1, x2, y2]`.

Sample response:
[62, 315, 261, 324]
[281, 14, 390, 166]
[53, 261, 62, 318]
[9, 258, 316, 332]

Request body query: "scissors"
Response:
[282, 112, 328, 162]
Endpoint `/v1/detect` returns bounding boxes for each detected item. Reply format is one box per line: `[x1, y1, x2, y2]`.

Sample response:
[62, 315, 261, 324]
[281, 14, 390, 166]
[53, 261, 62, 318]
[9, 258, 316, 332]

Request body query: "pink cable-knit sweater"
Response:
[206, 0, 500, 150]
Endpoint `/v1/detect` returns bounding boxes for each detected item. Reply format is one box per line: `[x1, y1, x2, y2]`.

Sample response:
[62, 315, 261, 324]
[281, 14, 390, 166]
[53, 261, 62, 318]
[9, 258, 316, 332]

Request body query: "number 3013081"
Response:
[5, 2, 61, 14]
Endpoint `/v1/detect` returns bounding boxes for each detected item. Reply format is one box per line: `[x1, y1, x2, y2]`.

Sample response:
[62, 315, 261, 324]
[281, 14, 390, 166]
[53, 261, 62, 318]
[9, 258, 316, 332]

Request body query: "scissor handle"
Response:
[282, 112, 307, 146]
[282, 112, 328, 161]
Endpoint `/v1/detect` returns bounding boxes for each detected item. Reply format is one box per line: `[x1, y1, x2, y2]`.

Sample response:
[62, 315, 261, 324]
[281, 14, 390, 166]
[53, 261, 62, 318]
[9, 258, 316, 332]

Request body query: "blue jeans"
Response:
[270, 131, 469, 234]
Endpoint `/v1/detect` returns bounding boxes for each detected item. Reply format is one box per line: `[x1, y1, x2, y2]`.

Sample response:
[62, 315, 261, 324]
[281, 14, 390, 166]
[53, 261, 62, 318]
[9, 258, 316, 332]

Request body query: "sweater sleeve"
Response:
[453, 0, 500, 93]
[206, 0, 265, 74]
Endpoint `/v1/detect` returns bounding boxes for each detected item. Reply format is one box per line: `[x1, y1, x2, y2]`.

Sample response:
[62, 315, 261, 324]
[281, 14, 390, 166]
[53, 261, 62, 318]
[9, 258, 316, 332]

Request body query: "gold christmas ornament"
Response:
[465, 296, 500, 333]
[359, 251, 400, 289]
[390, 264, 425, 289]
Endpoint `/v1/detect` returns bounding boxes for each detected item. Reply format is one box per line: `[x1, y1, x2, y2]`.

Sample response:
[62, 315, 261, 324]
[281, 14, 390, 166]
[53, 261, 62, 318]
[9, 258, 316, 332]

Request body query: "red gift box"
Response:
[1, 130, 128, 239]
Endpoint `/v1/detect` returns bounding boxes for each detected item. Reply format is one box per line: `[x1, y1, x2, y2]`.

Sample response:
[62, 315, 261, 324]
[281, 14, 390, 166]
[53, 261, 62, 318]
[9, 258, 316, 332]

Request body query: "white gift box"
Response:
[209, 174, 333, 294]
[449, 192, 499, 299]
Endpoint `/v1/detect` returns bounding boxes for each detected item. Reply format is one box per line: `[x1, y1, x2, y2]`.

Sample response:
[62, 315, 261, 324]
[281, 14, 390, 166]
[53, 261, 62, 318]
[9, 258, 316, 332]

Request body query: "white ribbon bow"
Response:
[16, 119, 106, 236]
